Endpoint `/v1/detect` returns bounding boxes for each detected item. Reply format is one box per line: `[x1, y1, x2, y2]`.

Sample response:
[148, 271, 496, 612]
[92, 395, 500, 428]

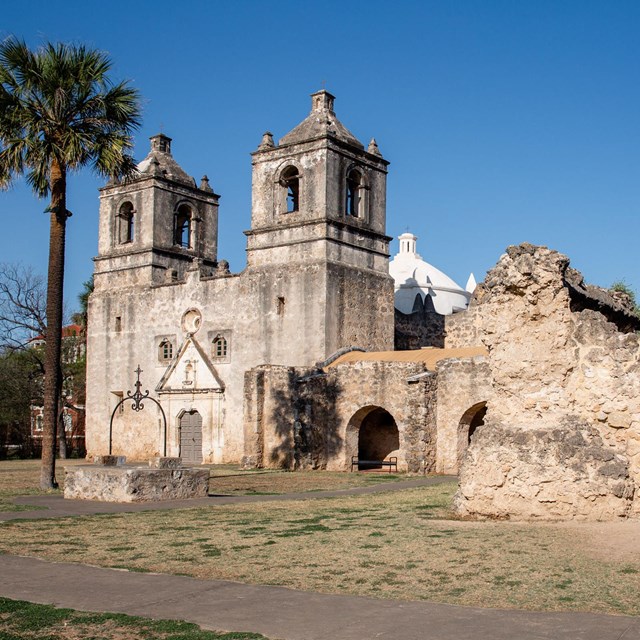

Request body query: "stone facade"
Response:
[452, 244, 640, 520]
[435, 357, 490, 474]
[243, 348, 490, 475]
[85, 89, 640, 521]
[243, 361, 438, 473]
[86, 91, 394, 465]
[395, 308, 445, 349]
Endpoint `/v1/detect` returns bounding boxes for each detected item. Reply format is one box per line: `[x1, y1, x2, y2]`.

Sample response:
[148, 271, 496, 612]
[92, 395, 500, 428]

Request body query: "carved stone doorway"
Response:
[179, 410, 203, 465]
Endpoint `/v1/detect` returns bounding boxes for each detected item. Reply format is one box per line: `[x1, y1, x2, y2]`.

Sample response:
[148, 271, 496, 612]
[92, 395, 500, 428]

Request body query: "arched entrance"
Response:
[179, 410, 203, 465]
[457, 401, 487, 468]
[346, 406, 400, 470]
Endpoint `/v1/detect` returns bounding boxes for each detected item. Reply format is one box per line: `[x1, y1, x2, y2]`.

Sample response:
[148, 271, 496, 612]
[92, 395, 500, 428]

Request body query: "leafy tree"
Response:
[0, 263, 90, 458]
[0, 38, 141, 488]
[0, 348, 42, 459]
[72, 276, 94, 330]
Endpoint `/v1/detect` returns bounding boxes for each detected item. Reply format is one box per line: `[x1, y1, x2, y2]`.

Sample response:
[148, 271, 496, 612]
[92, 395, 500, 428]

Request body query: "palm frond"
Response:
[0, 36, 142, 196]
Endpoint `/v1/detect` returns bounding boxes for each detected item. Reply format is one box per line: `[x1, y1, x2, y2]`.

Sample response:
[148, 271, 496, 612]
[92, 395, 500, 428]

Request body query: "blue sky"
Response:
[1, 0, 639, 310]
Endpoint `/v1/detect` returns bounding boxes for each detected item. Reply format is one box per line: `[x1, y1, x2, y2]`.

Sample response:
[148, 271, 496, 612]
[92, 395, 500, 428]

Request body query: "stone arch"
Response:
[344, 163, 369, 220]
[116, 200, 134, 245]
[457, 401, 487, 467]
[277, 164, 301, 214]
[174, 201, 195, 248]
[346, 405, 400, 469]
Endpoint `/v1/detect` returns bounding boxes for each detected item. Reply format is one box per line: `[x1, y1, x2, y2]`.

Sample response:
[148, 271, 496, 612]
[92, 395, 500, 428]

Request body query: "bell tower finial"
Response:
[150, 133, 172, 155]
[310, 89, 335, 113]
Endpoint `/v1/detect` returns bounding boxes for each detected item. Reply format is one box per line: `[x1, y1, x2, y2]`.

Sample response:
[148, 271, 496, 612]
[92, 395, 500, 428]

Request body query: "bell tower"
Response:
[94, 134, 220, 291]
[245, 91, 395, 355]
[246, 90, 391, 274]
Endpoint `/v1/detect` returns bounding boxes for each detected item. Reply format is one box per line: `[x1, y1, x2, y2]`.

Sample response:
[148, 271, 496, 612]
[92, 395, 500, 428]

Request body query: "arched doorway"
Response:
[346, 406, 400, 470]
[457, 401, 487, 468]
[179, 410, 203, 464]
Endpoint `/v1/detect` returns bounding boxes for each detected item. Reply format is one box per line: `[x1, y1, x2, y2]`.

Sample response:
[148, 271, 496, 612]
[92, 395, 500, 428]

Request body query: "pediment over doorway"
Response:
[156, 335, 224, 393]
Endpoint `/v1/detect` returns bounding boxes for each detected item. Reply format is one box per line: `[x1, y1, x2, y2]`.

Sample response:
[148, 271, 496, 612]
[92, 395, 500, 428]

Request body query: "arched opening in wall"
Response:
[174, 204, 192, 248]
[345, 167, 369, 220]
[345, 169, 362, 217]
[346, 406, 399, 470]
[279, 165, 300, 213]
[457, 401, 487, 469]
[117, 201, 134, 244]
[179, 409, 203, 464]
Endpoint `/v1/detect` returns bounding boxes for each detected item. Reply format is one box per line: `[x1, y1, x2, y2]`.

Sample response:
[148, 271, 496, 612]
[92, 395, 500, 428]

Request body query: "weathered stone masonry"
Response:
[452, 244, 640, 520]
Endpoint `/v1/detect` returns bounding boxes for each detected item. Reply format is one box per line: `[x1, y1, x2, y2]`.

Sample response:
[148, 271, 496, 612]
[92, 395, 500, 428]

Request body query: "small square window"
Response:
[209, 331, 231, 363]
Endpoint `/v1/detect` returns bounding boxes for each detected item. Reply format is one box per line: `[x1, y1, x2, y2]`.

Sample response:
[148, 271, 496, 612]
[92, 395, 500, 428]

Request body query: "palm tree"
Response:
[0, 39, 141, 488]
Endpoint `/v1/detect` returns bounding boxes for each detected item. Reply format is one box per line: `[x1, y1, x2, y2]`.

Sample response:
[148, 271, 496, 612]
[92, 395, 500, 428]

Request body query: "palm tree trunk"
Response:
[40, 160, 67, 490]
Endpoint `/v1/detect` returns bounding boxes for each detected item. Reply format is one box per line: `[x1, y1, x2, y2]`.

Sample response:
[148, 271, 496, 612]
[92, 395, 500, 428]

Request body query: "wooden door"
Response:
[179, 410, 203, 464]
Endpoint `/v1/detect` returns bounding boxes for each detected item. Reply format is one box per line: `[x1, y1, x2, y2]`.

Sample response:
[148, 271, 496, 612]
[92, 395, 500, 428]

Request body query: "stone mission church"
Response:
[87, 90, 640, 521]
[86, 90, 487, 473]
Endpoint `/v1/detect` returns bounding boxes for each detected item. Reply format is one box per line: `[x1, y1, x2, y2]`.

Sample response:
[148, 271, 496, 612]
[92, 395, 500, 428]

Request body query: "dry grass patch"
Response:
[0, 460, 407, 511]
[207, 468, 407, 494]
[0, 459, 84, 511]
[1, 480, 639, 615]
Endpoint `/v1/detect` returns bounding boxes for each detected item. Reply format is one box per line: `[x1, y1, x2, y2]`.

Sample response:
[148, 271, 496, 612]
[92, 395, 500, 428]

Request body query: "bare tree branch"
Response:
[0, 263, 48, 350]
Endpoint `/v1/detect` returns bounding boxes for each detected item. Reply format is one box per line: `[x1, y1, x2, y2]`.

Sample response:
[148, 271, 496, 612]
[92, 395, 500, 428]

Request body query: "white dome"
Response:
[389, 233, 472, 315]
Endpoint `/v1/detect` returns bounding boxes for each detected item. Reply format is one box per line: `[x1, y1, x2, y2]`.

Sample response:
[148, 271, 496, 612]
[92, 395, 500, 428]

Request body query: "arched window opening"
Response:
[468, 405, 487, 443]
[457, 401, 487, 469]
[280, 166, 300, 213]
[345, 169, 362, 217]
[213, 335, 227, 358]
[174, 204, 192, 248]
[158, 339, 173, 363]
[117, 201, 134, 244]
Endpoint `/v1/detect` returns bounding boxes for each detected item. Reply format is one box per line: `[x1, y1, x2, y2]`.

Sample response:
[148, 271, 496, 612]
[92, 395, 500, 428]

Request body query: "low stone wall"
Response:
[64, 465, 209, 502]
[243, 360, 439, 472]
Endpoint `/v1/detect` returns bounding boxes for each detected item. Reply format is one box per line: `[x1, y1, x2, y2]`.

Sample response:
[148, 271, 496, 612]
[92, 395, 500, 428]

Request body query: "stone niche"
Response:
[64, 457, 209, 502]
[453, 243, 640, 521]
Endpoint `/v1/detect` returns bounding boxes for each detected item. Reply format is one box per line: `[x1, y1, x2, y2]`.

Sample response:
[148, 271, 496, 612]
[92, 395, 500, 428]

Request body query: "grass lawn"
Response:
[1, 479, 639, 616]
[0, 459, 410, 511]
[208, 466, 409, 495]
[0, 597, 268, 639]
[0, 459, 85, 512]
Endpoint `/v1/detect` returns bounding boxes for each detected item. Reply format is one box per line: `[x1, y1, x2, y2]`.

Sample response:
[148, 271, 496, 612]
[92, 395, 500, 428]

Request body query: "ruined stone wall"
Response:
[443, 295, 483, 348]
[244, 361, 438, 472]
[394, 309, 446, 349]
[454, 244, 640, 520]
[435, 357, 491, 474]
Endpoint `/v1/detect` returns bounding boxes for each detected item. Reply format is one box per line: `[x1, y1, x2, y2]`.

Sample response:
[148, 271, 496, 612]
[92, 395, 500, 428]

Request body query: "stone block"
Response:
[150, 456, 182, 469]
[93, 455, 127, 466]
[64, 465, 209, 502]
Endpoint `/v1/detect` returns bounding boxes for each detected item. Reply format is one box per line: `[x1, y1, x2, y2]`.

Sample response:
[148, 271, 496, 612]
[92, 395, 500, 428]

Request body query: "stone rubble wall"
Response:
[453, 244, 640, 520]
[243, 361, 440, 473]
[444, 295, 484, 349]
[394, 309, 446, 349]
[435, 357, 491, 474]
